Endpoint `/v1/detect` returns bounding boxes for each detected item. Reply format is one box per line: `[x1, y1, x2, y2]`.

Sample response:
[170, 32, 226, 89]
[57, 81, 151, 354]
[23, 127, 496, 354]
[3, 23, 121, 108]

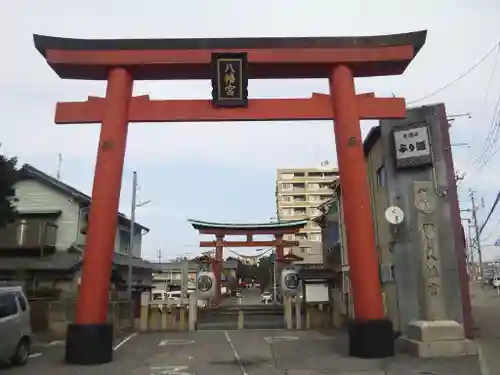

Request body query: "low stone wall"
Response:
[31, 299, 134, 340]
[144, 305, 189, 332]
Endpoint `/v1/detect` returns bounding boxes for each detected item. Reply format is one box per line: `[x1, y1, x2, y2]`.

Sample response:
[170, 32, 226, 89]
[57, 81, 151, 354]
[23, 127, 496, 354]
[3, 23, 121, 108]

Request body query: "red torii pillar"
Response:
[330, 66, 385, 321]
[33, 30, 427, 364]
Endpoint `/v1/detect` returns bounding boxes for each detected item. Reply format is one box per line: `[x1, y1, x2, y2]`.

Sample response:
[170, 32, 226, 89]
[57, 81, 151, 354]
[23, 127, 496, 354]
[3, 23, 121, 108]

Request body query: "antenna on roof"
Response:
[56, 153, 63, 180]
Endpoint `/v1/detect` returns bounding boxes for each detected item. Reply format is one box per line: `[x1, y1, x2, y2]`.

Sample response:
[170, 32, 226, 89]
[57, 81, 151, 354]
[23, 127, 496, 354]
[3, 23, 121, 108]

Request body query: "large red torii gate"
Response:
[33, 30, 426, 364]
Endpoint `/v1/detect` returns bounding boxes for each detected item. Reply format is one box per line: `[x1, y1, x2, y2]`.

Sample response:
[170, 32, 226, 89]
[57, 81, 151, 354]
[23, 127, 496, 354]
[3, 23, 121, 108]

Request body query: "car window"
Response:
[0, 292, 19, 318]
[15, 292, 27, 311]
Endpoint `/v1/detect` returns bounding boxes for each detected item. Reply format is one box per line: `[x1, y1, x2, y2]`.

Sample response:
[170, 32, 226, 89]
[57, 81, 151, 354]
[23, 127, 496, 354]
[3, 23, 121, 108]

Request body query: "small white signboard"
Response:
[394, 127, 430, 159]
[393, 124, 433, 169]
[305, 283, 329, 303]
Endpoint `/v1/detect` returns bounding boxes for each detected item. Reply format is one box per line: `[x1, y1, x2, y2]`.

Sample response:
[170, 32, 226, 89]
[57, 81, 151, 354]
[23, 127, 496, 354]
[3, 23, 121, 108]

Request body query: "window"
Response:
[16, 220, 28, 246]
[309, 208, 322, 216]
[309, 172, 322, 177]
[0, 293, 18, 318]
[293, 172, 305, 177]
[330, 200, 339, 214]
[325, 172, 338, 177]
[376, 166, 386, 187]
[293, 195, 306, 202]
[308, 183, 319, 190]
[15, 292, 27, 312]
[309, 222, 320, 229]
[281, 208, 294, 217]
[281, 195, 292, 202]
[119, 229, 129, 253]
[312, 233, 322, 241]
[294, 208, 307, 215]
[299, 247, 310, 253]
[309, 195, 321, 202]
[281, 183, 293, 190]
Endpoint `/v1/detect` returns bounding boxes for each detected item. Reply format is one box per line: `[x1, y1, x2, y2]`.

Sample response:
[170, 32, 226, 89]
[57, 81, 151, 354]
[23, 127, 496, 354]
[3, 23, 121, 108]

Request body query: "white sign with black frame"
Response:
[304, 283, 329, 303]
[393, 123, 433, 169]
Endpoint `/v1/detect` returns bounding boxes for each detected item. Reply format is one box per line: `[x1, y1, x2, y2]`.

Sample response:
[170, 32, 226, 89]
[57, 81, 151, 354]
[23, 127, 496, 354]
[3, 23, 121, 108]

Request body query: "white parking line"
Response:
[477, 344, 490, 375]
[29, 353, 43, 359]
[224, 331, 249, 375]
[113, 332, 138, 351]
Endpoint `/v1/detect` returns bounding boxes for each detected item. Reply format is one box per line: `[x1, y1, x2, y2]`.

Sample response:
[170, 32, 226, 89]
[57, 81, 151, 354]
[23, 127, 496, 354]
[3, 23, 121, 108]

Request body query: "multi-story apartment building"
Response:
[275, 167, 339, 264]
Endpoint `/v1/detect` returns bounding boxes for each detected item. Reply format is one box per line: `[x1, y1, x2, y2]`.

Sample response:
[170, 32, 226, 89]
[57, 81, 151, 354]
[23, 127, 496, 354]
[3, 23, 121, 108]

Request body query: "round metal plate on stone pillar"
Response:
[385, 206, 404, 225]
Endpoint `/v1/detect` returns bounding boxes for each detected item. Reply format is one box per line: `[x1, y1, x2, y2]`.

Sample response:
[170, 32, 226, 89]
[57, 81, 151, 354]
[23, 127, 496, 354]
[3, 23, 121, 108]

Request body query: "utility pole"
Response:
[470, 189, 485, 289]
[56, 153, 63, 180]
[127, 171, 138, 301]
[273, 250, 277, 304]
[467, 221, 474, 264]
[157, 248, 162, 263]
[181, 260, 189, 299]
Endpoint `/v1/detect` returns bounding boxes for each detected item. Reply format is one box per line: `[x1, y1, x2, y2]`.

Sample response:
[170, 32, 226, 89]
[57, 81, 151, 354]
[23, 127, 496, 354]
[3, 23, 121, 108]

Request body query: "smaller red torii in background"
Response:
[188, 218, 308, 305]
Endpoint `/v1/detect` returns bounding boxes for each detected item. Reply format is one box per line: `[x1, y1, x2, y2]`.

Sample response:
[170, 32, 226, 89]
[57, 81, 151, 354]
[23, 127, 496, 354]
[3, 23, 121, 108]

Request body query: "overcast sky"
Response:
[1, 0, 500, 261]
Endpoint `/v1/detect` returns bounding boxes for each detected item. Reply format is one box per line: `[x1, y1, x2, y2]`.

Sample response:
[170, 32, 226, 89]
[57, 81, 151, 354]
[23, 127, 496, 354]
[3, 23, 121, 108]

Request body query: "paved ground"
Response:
[471, 281, 500, 375]
[2, 329, 481, 375]
[220, 287, 264, 306]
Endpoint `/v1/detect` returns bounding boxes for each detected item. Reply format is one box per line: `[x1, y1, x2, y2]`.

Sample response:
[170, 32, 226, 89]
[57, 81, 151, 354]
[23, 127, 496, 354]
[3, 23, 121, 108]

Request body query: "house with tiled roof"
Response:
[0, 163, 153, 297]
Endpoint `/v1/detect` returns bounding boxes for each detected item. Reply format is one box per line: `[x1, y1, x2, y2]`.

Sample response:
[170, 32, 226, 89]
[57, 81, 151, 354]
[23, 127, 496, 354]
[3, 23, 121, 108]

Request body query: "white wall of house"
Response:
[14, 179, 81, 251]
[14, 179, 144, 257]
[114, 225, 142, 258]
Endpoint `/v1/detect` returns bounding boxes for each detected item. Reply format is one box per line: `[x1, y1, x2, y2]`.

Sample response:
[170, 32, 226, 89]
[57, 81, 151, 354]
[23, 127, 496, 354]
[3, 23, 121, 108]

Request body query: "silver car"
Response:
[0, 287, 31, 366]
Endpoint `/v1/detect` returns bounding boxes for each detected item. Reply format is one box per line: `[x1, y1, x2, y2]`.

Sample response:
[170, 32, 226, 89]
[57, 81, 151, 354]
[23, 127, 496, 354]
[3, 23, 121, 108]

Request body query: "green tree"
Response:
[257, 255, 273, 292]
[0, 153, 18, 228]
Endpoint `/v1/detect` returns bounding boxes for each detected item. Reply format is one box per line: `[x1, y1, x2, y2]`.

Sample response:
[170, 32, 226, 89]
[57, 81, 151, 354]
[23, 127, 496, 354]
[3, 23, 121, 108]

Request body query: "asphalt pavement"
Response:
[220, 287, 264, 306]
[3, 329, 481, 375]
[471, 282, 500, 375]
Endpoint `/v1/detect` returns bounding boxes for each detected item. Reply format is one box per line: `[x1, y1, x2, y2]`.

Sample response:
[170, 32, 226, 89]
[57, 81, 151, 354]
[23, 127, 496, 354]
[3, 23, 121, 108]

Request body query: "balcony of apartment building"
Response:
[308, 194, 333, 206]
[0, 217, 58, 256]
[306, 170, 339, 180]
[284, 230, 321, 243]
[278, 182, 307, 194]
[279, 207, 309, 220]
[306, 182, 335, 194]
[278, 194, 308, 207]
[277, 170, 308, 182]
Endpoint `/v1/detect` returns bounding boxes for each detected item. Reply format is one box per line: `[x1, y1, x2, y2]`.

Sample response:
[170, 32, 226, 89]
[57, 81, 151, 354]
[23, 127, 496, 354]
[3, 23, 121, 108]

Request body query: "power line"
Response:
[408, 41, 500, 105]
[461, 45, 500, 174]
[482, 45, 500, 106]
[479, 190, 500, 235]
